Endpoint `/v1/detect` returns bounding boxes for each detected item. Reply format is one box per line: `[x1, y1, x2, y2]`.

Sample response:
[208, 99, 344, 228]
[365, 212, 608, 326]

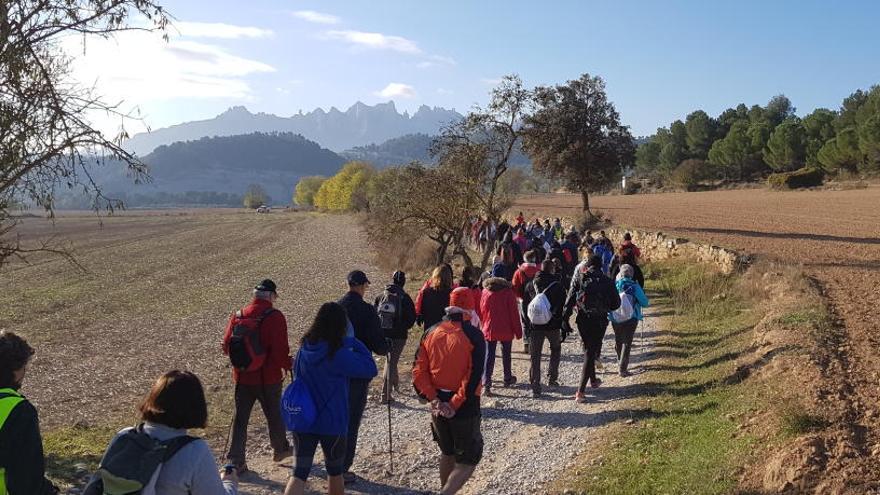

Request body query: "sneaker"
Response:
[342, 471, 358, 484]
[590, 377, 602, 389]
[503, 376, 518, 387]
[548, 379, 561, 388]
[574, 392, 586, 403]
[273, 448, 293, 462]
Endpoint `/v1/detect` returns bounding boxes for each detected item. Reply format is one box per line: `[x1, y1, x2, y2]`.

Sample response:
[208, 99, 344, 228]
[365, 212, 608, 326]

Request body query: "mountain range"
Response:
[124, 102, 462, 156]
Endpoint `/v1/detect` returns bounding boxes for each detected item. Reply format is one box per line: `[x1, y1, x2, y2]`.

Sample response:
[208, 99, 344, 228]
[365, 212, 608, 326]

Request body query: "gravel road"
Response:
[239, 313, 658, 495]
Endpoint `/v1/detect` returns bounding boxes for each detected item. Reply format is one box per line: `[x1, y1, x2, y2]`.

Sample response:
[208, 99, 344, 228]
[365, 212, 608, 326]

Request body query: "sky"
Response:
[65, 0, 880, 138]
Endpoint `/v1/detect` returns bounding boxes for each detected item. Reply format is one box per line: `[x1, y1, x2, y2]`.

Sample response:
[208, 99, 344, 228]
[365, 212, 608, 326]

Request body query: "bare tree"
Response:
[431, 74, 532, 268]
[0, 0, 169, 269]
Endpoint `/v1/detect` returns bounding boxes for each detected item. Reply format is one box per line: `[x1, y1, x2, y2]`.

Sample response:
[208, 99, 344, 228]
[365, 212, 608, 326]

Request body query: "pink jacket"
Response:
[479, 277, 522, 342]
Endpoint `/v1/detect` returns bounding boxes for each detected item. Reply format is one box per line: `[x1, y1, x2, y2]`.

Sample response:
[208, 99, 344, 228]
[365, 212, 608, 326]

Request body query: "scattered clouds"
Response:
[291, 10, 341, 25]
[325, 30, 422, 54]
[375, 83, 417, 99]
[417, 54, 457, 69]
[63, 26, 275, 104]
[173, 21, 273, 39]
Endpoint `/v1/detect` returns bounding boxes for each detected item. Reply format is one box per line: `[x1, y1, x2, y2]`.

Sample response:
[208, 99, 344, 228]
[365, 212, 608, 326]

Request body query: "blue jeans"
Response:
[291, 432, 346, 481]
[484, 340, 513, 387]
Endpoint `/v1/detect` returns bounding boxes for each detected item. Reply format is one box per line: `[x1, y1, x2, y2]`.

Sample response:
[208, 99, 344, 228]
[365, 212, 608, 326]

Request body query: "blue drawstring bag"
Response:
[281, 352, 317, 431]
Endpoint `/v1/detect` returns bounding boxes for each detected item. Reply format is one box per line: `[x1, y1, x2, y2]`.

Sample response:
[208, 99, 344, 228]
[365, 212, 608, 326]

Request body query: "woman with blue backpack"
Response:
[609, 264, 650, 377]
[283, 302, 378, 495]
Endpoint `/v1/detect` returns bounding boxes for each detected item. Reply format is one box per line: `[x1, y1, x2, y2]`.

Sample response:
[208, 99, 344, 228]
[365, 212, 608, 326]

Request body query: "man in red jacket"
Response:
[223, 279, 292, 473]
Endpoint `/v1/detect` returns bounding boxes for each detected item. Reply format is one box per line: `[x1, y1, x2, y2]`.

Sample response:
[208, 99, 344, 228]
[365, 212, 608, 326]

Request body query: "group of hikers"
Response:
[0, 214, 650, 495]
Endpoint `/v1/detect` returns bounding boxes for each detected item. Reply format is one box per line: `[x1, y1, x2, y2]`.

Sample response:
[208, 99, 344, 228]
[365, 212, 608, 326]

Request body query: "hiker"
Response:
[491, 244, 518, 282]
[582, 230, 595, 249]
[620, 232, 642, 259]
[496, 219, 511, 248]
[610, 248, 645, 288]
[84, 371, 237, 495]
[222, 279, 292, 473]
[374, 271, 417, 404]
[515, 211, 526, 227]
[338, 270, 390, 482]
[458, 266, 484, 328]
[522, 260, 566, 397]
[560, 232, 580, 277]
[479, 276, 522, 395]
[513, 228, 530, 255]
[0, 331, 58, 495]
[417, 265, 455, 330]
[498, 230, 524, 266]
[592, 240, 614, 276]
[284, 303, 378, 495]
[512, 250, 540, 354]
[413, 288, 485, 495]
[553, 218, 564, 240]
[609, 265, 650, 376]
[562, 255, 620, 403]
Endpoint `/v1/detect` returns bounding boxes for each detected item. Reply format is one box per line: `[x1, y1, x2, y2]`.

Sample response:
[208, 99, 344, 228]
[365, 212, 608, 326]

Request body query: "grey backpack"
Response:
[83, 424, 197, 495]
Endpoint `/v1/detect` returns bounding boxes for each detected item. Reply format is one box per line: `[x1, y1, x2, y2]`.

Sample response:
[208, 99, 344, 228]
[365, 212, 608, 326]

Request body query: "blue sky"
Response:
[70, 0, 880, 137]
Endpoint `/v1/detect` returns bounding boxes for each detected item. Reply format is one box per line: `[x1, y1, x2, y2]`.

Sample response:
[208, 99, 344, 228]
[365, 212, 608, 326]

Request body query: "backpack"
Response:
[376, 288, 402, 331]
[563, 247, 573, 264]
[610, 289, 635, 323]
[575, 269, 611, 314]
[527, 282, 558, 325]
[227, 308, 275, 373]
[83, 425, 196, 495]
[281, 374, 317, 432]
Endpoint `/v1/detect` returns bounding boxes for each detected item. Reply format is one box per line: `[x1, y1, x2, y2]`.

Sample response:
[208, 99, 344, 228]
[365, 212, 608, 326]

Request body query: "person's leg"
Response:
[442, 464, 477, 495]
[484, 340, 498, 390]
[283, 477, 305, 495]
[256, 382, 291, 457]
[501, 341, 514, 384]
[343, 379, 370, 473]
[439, 454, 456, 487]
[441, 415, 482, 494]
[619, 320, 638, 374]
[612, 323, 625, 360]
[290, 432, 319, 487]
[547, 329, 562, 384]
[382, 338, 405, 402]
[529, 331, 545, 393]
[226, 384, 257, 467]
[576, 316, 591, 396]
[392, 338, 406, 390]
[319, 435, 347, 495]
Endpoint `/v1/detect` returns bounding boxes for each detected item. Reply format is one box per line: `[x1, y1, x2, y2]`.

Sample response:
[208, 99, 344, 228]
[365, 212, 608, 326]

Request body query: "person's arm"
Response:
[508, 290, 523, 339]
[415, 287, 425, 319]
[5, 403, 59, 495]
[411, 335, 437, 401]
[634, 285, 650, 308]
[511, 270, 524, 298]
[402, 293, 418, 331]
[563, 272, 580, 319]
[221, 313, 235, 355]
[334, 337, 379, 379]
[605, 280, 622, 311]
[268, 312, 292, 371]
[189, 440, 238, 495]
[450, 326, 485, 411]
[360, 305, 391, 355]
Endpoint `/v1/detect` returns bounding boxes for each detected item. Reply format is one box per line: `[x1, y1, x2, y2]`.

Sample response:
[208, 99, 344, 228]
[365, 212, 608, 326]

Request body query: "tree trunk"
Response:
[479, 222, 497, 270]
[581, 189, 592, 216]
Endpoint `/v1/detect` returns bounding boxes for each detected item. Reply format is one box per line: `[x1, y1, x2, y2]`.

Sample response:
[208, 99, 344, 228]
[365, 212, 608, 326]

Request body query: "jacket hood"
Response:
[616, 277, 638, 292]
[483, 277, 512, 292]
[299, 339, 330, 365]
[534, 271, 559, 286]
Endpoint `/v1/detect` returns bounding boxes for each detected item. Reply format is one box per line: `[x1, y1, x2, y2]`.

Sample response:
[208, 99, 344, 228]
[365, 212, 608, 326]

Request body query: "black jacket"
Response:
[610, 259, 645, 288]
[418, 286, 452, 330]
[0, 396, 58, 495]
[522, 272, 567, 332]
[339, 291, 390, 357]
[563, 266, 621, 321]
[374, 284, 417, 340]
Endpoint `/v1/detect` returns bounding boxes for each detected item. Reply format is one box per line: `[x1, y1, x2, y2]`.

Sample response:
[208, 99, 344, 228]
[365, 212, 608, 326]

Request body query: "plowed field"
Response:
[516, 185, 880, 490]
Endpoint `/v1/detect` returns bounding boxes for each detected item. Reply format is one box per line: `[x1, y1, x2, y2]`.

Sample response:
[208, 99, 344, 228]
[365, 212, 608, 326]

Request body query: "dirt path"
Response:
[235, 312, 660, 494]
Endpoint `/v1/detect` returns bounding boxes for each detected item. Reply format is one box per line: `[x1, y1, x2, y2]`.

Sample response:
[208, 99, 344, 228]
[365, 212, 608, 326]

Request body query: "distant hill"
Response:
[124, 102, 463, 156]
[342, 133, 434, 166]
[67, 132, 345, 207]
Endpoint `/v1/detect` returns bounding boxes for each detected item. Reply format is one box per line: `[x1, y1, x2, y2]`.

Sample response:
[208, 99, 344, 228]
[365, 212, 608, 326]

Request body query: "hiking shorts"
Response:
[291, 432, 346, 480]
[430, 414, 483, 465]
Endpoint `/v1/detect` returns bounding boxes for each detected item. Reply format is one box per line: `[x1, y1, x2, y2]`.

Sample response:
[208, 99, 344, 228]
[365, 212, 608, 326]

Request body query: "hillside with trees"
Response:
[635, 86, 880, 189]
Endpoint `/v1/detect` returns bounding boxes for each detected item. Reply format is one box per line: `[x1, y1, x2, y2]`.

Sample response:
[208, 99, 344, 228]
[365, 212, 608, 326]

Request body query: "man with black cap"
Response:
[338, 270, 390, 482]
[223, 279, 292, 473]
[374, 271, 417, 404]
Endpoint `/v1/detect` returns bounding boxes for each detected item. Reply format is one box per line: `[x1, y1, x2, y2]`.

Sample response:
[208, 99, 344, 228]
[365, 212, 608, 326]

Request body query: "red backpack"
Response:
[226, 308, 275, 372]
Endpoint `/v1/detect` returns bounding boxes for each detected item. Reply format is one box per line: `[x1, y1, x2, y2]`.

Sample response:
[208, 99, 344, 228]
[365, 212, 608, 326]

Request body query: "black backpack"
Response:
[227, 308, 276, 372]
[575, 268, 611, 315]
[376, 288, 402, 331]
[83, 424, 197, 495]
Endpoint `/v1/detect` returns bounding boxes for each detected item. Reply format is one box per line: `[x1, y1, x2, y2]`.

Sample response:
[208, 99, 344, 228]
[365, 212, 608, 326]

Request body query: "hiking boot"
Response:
[342, 471, 358, 484]
[574, 392, 587, 403]
[590, 377, 602, 389]
[548, 379, 561, 388]
[503, 376, 518, 387]
[273, 448, 293, 462]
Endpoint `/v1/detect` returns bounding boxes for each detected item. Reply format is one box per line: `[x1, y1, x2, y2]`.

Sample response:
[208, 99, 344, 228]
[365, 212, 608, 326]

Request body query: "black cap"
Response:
[347, 270, 370, 286]
[392, 271, 406, 287]
[255, 279, 277, 293]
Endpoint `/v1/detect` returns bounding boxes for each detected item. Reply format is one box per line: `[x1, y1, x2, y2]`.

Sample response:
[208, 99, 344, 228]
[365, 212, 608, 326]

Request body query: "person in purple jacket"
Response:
[285, 302, 378, 495]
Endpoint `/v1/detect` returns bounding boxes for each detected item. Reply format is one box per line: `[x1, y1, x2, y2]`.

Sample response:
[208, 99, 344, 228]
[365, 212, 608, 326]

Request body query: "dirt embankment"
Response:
[516, 186, 880, 493]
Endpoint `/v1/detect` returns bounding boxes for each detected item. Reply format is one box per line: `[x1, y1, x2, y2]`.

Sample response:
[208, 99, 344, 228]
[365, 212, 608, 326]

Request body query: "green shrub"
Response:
[671, 159, 709, 191]
[767, 167, 824, 190]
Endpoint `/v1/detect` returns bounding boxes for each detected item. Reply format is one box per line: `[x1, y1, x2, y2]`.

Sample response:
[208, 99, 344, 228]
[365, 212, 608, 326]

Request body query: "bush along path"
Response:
[235, 308, 661, 495]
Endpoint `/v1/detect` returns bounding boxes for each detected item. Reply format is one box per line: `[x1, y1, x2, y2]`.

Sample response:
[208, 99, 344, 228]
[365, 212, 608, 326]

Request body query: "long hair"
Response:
[431, 265, 453, 291]
[302, 302, 348, 357]
[500, 244, 515, 266]
[459, 266, 481, 289]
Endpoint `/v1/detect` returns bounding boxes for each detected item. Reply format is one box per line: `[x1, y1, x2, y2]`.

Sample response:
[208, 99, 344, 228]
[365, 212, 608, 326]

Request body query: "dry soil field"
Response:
[517, 185, 880, 488]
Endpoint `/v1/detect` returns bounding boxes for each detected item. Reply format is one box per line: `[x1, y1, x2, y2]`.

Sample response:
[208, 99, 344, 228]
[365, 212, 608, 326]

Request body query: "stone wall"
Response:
[600, 226, 751, 274]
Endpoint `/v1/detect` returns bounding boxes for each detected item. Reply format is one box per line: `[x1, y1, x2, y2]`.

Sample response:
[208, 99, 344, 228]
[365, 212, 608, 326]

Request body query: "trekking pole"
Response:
[386, 354, 394, 476]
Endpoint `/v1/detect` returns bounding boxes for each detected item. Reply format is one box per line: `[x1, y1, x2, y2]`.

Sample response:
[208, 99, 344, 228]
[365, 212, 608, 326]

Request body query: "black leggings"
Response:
[576, 312, 609, 393]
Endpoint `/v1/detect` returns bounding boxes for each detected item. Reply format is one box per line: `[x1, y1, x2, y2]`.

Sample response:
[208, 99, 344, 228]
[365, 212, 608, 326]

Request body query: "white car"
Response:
[256, 205, 271, 213]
